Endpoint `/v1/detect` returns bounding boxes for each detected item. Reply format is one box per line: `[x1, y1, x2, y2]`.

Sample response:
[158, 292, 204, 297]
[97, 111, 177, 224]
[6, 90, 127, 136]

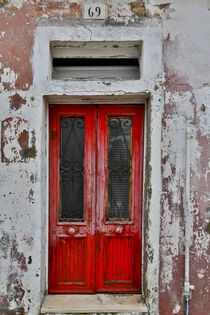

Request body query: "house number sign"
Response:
[84, 3, 107, 19]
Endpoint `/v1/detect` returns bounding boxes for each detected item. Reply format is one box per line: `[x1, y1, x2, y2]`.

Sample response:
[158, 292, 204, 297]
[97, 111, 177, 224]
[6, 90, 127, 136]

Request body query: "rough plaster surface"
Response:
[159, 1, 210, 314]
[0, 1, 209, 315]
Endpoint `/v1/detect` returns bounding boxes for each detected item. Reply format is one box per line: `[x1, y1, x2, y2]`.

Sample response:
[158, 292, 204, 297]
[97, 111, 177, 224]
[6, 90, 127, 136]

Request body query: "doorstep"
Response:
[40, 294, 148, 314]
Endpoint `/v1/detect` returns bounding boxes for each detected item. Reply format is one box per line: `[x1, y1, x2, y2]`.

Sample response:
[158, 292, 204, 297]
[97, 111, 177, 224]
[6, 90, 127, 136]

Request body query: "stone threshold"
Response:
[41, 294, 148, 314]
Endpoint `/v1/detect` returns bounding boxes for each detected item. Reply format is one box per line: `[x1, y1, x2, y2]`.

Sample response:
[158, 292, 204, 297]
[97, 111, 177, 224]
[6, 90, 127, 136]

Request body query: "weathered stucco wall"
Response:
[160, 1, 210, 314]
[0, 1, 209, 315]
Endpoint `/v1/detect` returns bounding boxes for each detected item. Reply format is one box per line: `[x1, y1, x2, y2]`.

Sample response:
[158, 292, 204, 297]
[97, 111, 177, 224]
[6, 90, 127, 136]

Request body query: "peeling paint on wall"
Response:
[1, 117, 29, 163]
[0, 232, 28, 312]
[0, 1, 210, 315]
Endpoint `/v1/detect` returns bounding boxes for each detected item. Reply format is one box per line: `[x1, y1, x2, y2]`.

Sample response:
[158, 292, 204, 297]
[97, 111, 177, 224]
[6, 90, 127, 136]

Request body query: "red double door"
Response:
[49, 105, 144, 293]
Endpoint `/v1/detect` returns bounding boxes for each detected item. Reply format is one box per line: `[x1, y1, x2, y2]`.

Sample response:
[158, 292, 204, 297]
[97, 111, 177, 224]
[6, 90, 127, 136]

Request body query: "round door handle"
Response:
[67, 226, 78, 235]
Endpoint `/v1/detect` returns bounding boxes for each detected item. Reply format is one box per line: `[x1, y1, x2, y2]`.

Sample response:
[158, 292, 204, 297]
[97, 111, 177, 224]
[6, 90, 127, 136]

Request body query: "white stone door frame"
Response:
[32, 22, 163, 315]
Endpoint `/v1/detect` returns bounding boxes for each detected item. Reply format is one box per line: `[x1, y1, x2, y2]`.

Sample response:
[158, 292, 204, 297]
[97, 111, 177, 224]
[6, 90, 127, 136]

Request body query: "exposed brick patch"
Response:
[17, 129, 28, 149]
[0, 8, 35, 91]
[69, 2, 83, 18]
[0, 2, 83, 91]
[9, 94, 26, 111]
[36, 1, 82, 18]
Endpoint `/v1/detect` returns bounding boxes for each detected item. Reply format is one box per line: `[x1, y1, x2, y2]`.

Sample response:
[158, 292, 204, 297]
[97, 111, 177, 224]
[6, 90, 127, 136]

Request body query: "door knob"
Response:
[67, 226, 78, 235]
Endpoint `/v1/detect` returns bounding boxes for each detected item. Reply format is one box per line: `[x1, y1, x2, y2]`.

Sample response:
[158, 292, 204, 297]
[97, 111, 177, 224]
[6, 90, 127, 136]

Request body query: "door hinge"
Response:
[51, 128, 57, 139]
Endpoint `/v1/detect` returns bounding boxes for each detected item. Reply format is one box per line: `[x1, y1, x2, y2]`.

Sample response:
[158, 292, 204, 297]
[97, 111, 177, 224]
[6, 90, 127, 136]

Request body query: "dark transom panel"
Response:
[60, 117, 84, 222]
[107, 117, 132, 220]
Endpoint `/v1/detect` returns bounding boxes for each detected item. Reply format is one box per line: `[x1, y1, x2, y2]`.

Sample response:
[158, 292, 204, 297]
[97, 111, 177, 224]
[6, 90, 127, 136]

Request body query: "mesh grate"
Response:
[107, 117, 132, 220]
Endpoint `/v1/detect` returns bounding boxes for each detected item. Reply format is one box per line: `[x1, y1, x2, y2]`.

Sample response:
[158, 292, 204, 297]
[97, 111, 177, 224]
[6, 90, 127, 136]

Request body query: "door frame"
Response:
[35, 24, 162, 314]
[45, 95, 147, 294]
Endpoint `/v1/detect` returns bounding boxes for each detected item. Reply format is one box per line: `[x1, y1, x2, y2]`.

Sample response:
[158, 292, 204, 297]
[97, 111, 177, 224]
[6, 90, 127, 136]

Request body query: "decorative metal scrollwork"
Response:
[109, 118, 132, 129]
[61, 117, 84, 129]
[60, 117, 84, 222]
[61, 159, 84, 182]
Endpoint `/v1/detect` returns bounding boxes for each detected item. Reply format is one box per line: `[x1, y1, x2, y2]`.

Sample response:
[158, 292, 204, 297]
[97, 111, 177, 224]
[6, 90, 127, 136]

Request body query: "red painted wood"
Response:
[49, 105, 96, 293]
[96, 105, 144, 293]
[49, 105, 144, 293]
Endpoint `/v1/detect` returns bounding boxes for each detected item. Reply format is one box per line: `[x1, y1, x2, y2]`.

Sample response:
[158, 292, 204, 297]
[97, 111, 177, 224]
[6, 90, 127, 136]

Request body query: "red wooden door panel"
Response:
[49, 104, 144, 294]
[96, 106, 144, 292]
[49, 105, 96, 293]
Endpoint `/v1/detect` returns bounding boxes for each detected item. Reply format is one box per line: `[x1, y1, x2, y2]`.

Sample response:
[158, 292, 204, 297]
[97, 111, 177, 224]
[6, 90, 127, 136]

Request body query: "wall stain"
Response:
[20, 145, 36, 159]
[30, 174, 37, 184]
[10, 240, 27, 272]
[7, 272, 25, 307]
[28, 189, 34, 203]
[25, 237, 33, 248]
[30, 130, 36, 147]
[146, 243, 154, 263]
[27, 256, 32, 265]
[0, 232, 10, 259]
[0, 232, 28, 312]
[164, 64, 192, 93]
[130, 0, 151, 18]
[0, 310, 25, 315]
[155, 3, 171, 10]
[204, 222, 210, 234]
[0, 0, 9, 8]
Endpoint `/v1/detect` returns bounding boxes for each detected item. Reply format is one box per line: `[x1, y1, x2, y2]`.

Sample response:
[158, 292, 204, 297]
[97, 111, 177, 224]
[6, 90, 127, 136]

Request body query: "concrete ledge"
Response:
[41, 294, 148, 314]
[43, 313, 147, 315]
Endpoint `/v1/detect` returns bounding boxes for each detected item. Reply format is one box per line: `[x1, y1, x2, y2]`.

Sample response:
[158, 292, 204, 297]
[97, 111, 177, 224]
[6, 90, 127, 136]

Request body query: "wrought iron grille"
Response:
[60, 117, 84, 222]
[107, 117, 132, 220]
